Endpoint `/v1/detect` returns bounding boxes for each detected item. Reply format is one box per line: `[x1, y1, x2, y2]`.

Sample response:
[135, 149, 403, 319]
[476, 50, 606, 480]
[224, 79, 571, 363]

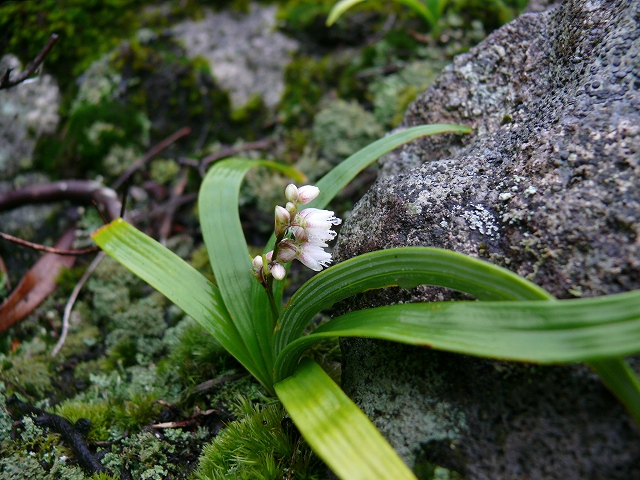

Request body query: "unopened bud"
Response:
[291, 225, 308, 242]
[274, 205, 290, 235]
[252, 255, 263, 270]
[285, 202, 297, 216]
[271, 263, 286, 280]
[297, 185, 320, 204]
[285, 184, 298, 202]
[276, 239, 298, 262]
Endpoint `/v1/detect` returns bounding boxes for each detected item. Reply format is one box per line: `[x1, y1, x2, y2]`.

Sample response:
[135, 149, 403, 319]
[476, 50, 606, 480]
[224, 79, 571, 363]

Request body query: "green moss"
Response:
[162, 317, 233, 388]
[0, 0, 146, 90]
[53, 400, 113, 442]
[106, 36, 244, 145]
[278, 54, 354, 128]
[189, 244, 215, 283]
[105, 296, 167, 367]
[276, 0, 335, 32]
[312, 99, 383, 165]
[368, 60, 447, 127]
[150, 158, 181, 185]
[193, 399, 323, 480]
[33, 100, 149, 178]
[0, 416, 84, 480]
[0, 355, 52, 399]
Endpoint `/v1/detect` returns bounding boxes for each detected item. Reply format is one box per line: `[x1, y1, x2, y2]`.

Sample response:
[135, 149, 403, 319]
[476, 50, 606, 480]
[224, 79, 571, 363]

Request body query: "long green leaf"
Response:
[275, 247, 552, 355]
[327, 0, 438, 27]
[91, 219, 257, 376]
[589, 358, 640, 424]
[272, 245, 640, 422]
[394, 0, 438, 25]
[275, 359, 417, 480]
[326, 0, 366, 26]
[277, 291, 640, 381]
[199, 159, 304, 389]
[310, 124, 470, 211]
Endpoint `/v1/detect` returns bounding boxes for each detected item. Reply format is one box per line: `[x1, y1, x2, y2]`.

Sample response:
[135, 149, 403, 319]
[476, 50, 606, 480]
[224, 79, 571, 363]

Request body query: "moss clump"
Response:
[0, 355, 52, 399]
[34, 99, 150, 178]
[161, 317, 234, 389]
[278, 54, 355, 129]
[193, 398, 323, 479]
[368, 60, 447, 127]
[107, 35, 248, 145]
[150, 158, 181, 185]
[0, 416, 87, 480]
[105, 295, 166, 367]
[312, 99, 383, 165]
[0, 0, 146, 89]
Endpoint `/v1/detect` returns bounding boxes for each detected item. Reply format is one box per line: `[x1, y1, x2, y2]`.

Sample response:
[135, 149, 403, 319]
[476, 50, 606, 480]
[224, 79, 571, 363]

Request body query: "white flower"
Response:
[292, 208, 341, 243]
[296, 241, 334, 271]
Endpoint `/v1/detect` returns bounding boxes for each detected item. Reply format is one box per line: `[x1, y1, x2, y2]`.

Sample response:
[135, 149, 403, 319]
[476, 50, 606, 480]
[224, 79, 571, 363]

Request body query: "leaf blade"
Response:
[275, 247, 552, 355]
[275, 359, 417, 480]
[310, 124, 471, 211]
[276, 291, 640, 381]
[92, 219, 257, 375]
[326, 0, 367, 26]
[199, 159, 304, 388]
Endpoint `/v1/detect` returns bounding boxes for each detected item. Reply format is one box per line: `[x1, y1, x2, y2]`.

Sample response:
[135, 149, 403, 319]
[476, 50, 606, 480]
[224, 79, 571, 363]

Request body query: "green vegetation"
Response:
[5, 1, 614, 479]
[193, 398, 323, 479]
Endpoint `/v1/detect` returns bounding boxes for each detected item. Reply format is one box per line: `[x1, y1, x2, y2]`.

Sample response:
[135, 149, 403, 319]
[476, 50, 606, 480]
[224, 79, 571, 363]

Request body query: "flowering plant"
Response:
[93, 124, 640, 479]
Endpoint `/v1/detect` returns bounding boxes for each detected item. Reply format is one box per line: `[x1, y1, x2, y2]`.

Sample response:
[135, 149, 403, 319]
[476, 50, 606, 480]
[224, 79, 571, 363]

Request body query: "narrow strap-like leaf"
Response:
[326, 0, 367, 26]
[590, 357, 640, 424]
[275, 358, 417, 480]
[92, 219, 257, 377]
[199, 158, 304, 389]
[310, 124, 471, 211]
[275, 247, 552, 354]
[276, 290, 640, 381]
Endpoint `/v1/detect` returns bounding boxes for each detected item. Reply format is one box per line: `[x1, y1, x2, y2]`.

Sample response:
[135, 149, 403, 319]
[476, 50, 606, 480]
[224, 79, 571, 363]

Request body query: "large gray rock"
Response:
[333, 0, 640, 478]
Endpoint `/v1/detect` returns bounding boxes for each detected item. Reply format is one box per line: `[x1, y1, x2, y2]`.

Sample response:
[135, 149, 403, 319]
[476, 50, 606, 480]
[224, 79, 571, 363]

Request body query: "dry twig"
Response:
[0, 231, 100, 256]
[51, 251, 106, 357]
[198, 138, 273, 177]
[0, 34, 59, 90]
[112, 126, 191, 190]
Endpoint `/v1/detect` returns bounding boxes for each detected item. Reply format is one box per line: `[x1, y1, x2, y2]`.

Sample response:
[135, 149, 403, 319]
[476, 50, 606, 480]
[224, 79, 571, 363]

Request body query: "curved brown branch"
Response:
[0, 231, 100, 256]
[0, 34, 60, 90]
[198, 138, 273, 177]
[0, 179, 121, 221]
[112, 126, 191, 190]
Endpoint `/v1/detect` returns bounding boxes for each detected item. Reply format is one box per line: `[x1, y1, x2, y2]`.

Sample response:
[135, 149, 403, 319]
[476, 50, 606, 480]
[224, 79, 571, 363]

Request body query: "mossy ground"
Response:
[0, 0, 524, 477]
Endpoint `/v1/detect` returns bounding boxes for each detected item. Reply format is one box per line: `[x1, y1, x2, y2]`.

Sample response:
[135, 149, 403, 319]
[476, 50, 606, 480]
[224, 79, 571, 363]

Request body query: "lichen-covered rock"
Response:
[172, 3, 299, 112]
[334, 0, 640, 478]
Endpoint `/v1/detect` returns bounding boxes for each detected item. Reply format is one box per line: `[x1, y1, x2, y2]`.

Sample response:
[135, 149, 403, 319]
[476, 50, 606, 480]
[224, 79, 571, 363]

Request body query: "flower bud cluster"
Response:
[252, 184, 341, 283]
